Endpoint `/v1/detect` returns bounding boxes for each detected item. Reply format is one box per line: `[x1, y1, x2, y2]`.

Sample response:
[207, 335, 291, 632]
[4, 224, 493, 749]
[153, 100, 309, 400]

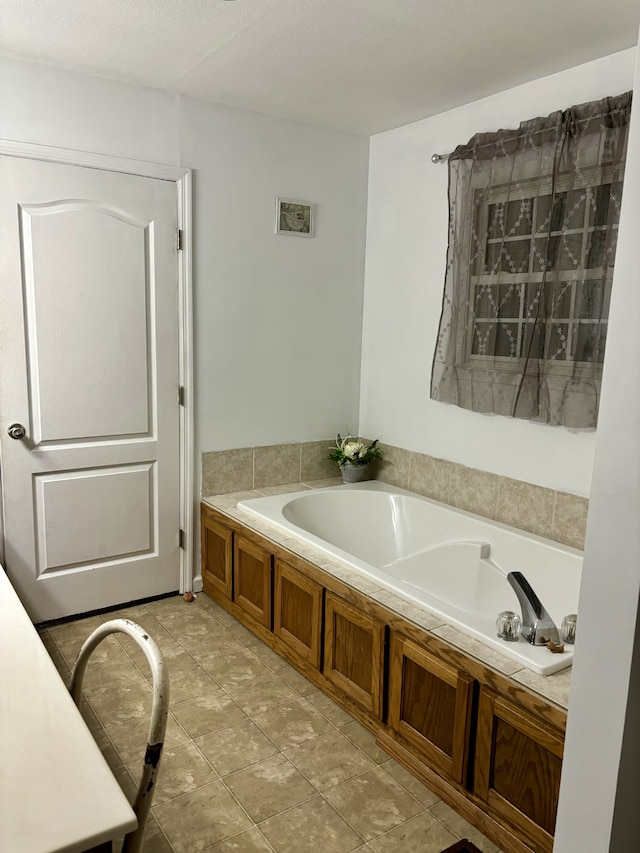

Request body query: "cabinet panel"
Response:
[234, 535, 272, 628]
[324, 591, 385, 718]
[388, 632, 474, 786]
[201, 515, 232, 599]
[475, 687, 563, 853]
[274, 560, 323, 668]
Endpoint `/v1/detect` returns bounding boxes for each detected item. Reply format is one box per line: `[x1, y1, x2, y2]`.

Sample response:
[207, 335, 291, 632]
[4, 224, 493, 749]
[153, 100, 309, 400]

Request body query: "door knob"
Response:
[7, 423, 26, 439]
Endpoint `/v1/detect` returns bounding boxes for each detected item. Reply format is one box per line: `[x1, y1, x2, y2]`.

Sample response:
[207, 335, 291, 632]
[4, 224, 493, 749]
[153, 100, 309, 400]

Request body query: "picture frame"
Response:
[275, 197, 314, 237]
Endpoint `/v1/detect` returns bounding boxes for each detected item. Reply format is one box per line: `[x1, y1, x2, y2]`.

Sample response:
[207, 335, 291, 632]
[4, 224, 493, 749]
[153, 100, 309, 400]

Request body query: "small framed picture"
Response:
[275, 198, 314, 237]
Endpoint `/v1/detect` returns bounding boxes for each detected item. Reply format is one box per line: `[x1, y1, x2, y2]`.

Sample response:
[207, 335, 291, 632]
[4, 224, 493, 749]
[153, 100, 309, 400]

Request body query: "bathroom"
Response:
[2, 5, 640, 852]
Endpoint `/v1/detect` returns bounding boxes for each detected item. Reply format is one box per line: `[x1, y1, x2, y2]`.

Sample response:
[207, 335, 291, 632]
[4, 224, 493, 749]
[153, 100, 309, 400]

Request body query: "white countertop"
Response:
[0, 568, 137, 853]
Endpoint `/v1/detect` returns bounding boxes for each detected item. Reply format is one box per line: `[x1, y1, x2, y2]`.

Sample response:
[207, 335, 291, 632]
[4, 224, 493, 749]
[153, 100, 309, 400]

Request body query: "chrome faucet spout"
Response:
[507, 571, 560, 646]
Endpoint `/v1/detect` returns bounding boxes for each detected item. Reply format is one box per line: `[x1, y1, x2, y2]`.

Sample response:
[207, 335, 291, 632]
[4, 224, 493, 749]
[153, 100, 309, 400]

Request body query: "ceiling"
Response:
[1, 0, 639, 136]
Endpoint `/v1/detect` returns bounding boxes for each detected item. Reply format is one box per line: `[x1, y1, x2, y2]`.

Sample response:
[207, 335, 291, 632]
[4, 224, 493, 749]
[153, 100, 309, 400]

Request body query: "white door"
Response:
[0, 155, 181, 622]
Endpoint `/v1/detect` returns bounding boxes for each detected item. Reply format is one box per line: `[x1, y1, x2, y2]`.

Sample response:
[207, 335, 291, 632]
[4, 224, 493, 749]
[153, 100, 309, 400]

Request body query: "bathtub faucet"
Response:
[507, 571, 560, 646]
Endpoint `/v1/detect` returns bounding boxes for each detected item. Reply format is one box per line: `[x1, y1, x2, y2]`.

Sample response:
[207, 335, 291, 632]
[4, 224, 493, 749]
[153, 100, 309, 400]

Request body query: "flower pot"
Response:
[340, 464, 372, 484]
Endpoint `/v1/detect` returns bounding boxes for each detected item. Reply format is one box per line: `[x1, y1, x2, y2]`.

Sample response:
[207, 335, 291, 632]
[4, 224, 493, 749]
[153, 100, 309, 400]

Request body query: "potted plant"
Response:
[328, 434, 382, 483]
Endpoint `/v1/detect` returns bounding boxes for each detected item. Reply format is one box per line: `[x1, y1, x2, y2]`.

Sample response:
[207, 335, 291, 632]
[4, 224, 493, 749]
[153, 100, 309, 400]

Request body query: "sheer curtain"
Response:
[430, 92, 631, 427]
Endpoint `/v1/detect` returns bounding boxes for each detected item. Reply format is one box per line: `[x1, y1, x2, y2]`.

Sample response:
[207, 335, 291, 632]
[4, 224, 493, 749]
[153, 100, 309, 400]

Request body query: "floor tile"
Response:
[206, 826, 275, 852]
[378, 760, 441, 808]
[179, 627, 243, 659]
[225, 620, 265, 647]
[196, 719, 279, 776]
[106, 709, 189, 766]
[154, 781, 252, 853]
[166, 660, 220, 705]
[225, 673, 301, 716]
[259, 796, 362, 853]
[430, 802, 501, 852]
[250, 642, 292, 670]
[324, 767, 424, 841]
[276, 665, 321, 697]
[253, 699, 335, 750]
[172, 690, 248, 739]
[341, 722, 389, 764]
[307, 692, 355, 727]
[285, 730, 376, 791]
[201, 648, 273, 687]
[225, 754, 317, 821]
[366, 811, 458, 852]
[87, 675, 153, 725]
[134, 740, 218, 805]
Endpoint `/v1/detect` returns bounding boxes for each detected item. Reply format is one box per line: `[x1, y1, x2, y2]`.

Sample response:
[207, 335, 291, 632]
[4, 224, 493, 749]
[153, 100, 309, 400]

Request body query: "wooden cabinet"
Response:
[274, 559, 323, 669]
[323, 591, 385, 718]
[474, 687, 564, 853]
[201, 513, 233, 599]
[233, 535, 273, 628]
[388, 631, 474, 786]
[200, 502, 567, 853]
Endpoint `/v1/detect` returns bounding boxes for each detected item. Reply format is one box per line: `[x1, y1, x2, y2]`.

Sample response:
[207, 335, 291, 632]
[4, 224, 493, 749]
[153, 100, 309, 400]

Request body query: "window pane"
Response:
[575, 279, 611, 320]
[547, 323, 569, 360]
[532, 236, 560, 272]
[585, 230, 618, 269]
[521, 321, 545, 359]
[535, 194, 564, 234]
[474, 283, 522, 319]
[487, 199, 533, 239]
[471, 321, 519, 357]
[471, 321, 495, 356]
[495, 323, 519, 357]
[487, 202, 505, 239]
[557, 233, 584, 270]
[474, 285, 498, 318]
[524, 283, 572, 319]
[505, 198, 533, 236]
[562, 189, 587, 230]
[573, 323, 607, 363]
[485, 240, 531, 274]
[589, 183, 611, 227]
[535, 190, 586, 234]
[589, 183, 623, 228]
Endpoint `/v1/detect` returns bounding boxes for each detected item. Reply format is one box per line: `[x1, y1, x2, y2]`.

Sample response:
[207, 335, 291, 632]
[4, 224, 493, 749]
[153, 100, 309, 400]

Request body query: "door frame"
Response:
[0, 139, 195, 596]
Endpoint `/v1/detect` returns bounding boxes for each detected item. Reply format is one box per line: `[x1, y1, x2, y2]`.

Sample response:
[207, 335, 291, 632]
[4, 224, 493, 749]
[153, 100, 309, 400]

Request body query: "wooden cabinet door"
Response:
[274, 560, 323, 669]
[233, 535, 273, 628]
[201, 514, 233, 599]
[323, 591, 385, 718]
[388, 632, 474, 786]
[474, 687, 564, 853]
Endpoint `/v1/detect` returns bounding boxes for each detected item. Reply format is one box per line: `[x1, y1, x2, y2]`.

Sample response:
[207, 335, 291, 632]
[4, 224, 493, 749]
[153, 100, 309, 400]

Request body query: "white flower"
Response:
[343, 441, 364, 459]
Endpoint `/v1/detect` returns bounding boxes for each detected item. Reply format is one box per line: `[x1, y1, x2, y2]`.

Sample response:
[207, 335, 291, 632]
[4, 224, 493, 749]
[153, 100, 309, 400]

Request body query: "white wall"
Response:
[0, 57, 370, 465]
[554, 38, 640, 851]
[179, 97, 369, 453]
[360, 49, 636, 496]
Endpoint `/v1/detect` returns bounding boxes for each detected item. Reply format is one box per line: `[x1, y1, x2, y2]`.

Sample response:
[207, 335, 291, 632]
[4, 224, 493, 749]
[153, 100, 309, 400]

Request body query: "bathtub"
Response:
[237, 481, 582, 676]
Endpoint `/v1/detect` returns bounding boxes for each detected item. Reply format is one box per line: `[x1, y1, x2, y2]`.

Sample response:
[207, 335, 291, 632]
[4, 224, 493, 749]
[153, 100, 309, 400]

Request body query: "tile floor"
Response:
[38, 594, 503, 853]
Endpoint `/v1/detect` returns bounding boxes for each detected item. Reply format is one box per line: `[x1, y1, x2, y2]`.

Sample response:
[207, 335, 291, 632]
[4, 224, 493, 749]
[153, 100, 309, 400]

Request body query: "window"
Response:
[431, 93, 631, 427]
[470, 179, 620, 366]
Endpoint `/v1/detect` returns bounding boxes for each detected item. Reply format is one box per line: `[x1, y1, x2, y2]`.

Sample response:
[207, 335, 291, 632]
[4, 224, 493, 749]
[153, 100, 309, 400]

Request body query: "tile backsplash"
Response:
[202, 440, 588, 550]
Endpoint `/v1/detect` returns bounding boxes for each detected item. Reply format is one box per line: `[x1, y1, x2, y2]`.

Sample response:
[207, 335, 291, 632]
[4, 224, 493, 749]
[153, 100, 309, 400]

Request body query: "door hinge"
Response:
[179, 529, 185, 549]
[178, 385, 185, 406]
[176, 228, 183, 251]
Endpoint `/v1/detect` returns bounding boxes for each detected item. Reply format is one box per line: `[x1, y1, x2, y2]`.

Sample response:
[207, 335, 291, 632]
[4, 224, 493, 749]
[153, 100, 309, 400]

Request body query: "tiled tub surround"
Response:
[202, 442, 589, 550]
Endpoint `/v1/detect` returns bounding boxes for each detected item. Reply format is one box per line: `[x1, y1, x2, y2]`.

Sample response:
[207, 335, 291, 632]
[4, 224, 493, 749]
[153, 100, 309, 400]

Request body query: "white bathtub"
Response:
[237, 481, 582, 675]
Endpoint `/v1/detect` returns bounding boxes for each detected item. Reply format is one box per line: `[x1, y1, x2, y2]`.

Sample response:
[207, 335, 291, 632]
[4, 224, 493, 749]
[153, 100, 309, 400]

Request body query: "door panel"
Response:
[0, 156, 181, 621]
[21, 202, 152, 442]
[34, 464, 155, 574]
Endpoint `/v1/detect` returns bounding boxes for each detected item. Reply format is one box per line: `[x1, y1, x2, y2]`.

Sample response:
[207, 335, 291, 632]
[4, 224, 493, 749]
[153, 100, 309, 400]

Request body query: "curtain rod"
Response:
[431, 152, 450, 164]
